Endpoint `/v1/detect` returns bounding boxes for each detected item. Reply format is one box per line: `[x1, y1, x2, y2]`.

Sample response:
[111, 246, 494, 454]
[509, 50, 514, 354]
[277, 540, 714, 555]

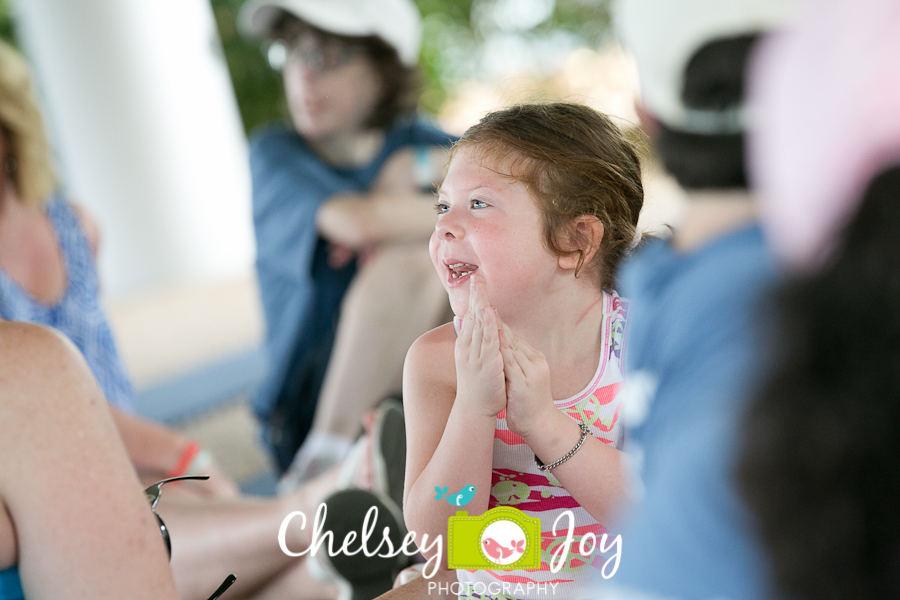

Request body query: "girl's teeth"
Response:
[447, 262, 476, 280]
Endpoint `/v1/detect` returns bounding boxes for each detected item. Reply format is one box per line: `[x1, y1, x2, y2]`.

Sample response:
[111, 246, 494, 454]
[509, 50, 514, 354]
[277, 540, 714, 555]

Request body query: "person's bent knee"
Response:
[0, 322, 100, 413]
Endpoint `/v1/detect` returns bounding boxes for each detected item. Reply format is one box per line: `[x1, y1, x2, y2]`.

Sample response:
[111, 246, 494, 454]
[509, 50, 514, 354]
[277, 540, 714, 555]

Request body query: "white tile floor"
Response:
[175, 398, 276, 488]
[106, 272, 276, 488]
[107, 272, 266, 388]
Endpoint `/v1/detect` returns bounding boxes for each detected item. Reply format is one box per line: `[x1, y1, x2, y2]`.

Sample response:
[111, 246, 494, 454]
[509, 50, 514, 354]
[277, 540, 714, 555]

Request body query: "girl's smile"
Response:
[442, 259, 479, 287]
[430, 146, 558, 318]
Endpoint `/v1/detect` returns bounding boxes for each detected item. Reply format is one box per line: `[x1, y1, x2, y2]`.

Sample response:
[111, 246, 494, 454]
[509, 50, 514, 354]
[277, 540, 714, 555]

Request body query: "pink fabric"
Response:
[748, 0, 900, 271]
[456, 291, 629, 600]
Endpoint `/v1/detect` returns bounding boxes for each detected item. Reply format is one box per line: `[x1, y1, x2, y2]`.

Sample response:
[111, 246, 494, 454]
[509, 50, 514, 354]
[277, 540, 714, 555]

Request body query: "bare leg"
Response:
[248, 558, 338, 600]
[0, 322, 179, 600]
[0, 326, 401, 600]
[312, 242, 450, 439]
[373, 569, 458, 600]
[159, 468, 341, 600]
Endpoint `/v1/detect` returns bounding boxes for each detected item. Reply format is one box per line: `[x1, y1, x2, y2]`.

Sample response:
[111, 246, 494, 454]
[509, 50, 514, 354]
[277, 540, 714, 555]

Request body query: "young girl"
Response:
[402, 103, 644, 599]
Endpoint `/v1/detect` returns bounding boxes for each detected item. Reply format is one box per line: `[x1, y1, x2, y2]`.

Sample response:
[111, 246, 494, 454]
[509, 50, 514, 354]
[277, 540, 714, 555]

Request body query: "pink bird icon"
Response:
[482, 538, 525, 562]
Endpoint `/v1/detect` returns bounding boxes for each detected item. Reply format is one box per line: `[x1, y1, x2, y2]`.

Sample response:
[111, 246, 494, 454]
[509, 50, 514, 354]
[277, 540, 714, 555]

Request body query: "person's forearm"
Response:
[317, 191, 437, 247]
[405, 405, 496, 563]
[521, 409, 629, 523]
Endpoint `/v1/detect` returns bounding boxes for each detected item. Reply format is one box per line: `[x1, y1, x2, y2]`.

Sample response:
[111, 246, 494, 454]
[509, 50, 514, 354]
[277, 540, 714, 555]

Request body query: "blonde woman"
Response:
[0, 39, 239, 498]
[1, 40, 412, 600]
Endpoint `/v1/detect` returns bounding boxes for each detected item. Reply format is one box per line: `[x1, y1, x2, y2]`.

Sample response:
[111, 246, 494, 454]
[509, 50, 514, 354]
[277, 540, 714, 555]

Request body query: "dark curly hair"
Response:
[737, 164, 900, 599]
[452, 102, 644, 290]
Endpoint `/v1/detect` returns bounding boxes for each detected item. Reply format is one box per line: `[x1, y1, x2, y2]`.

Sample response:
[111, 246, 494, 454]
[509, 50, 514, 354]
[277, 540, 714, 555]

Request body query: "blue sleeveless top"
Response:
[0, 196, 134, 410]
[0, 567, 23, 600]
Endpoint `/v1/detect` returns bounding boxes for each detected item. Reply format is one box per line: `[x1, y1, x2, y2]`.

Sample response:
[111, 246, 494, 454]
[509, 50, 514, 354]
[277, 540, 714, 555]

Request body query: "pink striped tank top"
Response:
[455, 290, 628, 600]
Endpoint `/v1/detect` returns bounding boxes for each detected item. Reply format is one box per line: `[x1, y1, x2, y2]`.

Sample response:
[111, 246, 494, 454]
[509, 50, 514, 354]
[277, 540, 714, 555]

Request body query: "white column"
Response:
[10, 0, 255, 297]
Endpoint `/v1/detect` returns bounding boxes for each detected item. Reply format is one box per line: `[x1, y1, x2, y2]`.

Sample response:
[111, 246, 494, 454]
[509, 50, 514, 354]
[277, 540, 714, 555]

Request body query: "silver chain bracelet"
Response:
[534, 421, 591, 472]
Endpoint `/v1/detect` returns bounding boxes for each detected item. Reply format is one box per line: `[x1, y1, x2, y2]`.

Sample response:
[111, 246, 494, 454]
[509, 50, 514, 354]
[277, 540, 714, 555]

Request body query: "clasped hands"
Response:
[454, 273, 554, 439]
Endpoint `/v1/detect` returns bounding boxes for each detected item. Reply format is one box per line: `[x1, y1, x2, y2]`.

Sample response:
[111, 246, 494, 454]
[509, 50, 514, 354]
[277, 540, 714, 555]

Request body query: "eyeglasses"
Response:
[266, 37, 361, 73]
[145, 475, 237, 600]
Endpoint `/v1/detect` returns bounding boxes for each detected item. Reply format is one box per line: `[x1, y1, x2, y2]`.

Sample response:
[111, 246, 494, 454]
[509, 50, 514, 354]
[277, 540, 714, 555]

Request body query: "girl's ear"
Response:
[559, 216, 605, 272]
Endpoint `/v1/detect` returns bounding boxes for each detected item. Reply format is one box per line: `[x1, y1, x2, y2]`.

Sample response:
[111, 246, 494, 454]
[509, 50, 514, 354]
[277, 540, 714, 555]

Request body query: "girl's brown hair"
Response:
[455, 102, 644, 289]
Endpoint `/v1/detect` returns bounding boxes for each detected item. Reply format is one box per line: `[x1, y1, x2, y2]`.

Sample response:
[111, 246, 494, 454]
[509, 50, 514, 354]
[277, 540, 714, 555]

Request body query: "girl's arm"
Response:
[402, 276, 507, 564]
[499, 322, 629, 524]
[522, 410, 628, 524]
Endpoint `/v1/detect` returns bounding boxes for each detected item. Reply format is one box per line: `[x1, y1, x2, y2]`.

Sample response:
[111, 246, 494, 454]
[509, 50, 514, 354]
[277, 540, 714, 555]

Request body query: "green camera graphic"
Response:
[447, 507, 541, 570]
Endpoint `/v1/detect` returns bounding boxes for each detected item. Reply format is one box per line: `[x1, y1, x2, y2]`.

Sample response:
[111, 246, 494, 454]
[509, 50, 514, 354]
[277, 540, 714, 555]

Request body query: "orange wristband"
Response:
[167, 441, 201, 479]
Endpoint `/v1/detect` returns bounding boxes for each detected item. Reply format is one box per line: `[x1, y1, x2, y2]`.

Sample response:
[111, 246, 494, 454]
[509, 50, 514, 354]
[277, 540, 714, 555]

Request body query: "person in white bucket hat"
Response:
[237, 0, 456, 495]
[589, 0, 800, 598]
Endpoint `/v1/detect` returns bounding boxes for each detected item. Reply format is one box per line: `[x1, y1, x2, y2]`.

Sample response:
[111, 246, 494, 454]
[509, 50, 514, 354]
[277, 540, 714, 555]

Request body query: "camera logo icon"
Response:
[446, 507, 541, 570]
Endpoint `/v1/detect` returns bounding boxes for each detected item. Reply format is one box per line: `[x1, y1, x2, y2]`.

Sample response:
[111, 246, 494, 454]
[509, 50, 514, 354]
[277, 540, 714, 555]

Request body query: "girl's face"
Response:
[282, 34, 383, 140]
[430, 145, 559, 318]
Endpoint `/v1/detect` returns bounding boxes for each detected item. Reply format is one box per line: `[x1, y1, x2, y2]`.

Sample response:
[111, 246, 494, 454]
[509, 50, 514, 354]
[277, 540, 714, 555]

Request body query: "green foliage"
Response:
[211, 0, 288, 135]
[551, 0, 614, 45]
[1, 0, 613, 134]
[0, 0, 17, 46]
[413, 0, 613, 114]
[213, 0, 613, 133]
[414, 0, 477, 114]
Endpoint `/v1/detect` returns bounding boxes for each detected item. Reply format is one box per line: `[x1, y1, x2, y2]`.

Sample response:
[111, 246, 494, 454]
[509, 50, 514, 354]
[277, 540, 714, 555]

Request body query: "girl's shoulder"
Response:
[418, 320, 457, 342]
[405, 322, 457, 399]
[407, 321, 456, 368]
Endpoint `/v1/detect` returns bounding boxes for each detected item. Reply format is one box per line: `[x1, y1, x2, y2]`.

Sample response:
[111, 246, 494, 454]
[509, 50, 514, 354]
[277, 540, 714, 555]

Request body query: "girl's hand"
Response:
[498, 319, 555, 439]
[454, 274, 507, 418]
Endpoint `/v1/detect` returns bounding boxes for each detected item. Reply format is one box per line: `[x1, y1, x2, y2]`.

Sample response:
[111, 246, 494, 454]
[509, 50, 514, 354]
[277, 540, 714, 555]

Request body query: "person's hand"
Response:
[454, 274, 507, 419]
[371, 146, 447, 193]
[498, 319, 555, 439]
[326, 242, 380, 270]
[371, 148, 419, 192]
[326, 242, 356, 269]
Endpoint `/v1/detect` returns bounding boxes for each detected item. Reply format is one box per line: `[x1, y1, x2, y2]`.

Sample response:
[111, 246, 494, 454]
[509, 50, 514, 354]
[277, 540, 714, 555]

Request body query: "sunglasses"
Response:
[144, 475, 236, 600]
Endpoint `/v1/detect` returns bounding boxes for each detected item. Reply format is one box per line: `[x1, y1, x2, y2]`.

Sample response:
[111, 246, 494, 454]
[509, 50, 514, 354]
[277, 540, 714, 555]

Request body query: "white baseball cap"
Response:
[615, 0, 801, 133]
[238, 0, 422, 66]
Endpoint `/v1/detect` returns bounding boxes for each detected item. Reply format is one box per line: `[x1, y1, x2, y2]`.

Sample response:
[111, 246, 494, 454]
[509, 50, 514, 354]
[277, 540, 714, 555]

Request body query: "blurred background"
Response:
[0, 0, 683, 491]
